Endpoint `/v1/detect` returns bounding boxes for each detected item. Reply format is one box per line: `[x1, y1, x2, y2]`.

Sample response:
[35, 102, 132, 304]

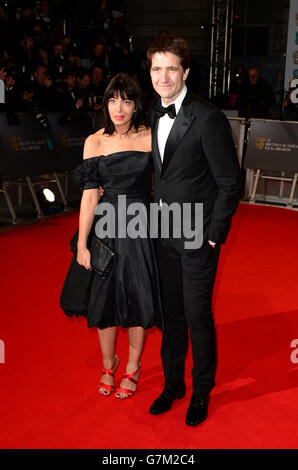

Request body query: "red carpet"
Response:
[0, 202, 298, 449]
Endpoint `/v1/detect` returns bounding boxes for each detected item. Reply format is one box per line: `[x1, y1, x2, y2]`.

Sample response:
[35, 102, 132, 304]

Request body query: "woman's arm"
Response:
[77, 135, 102, 269]
[77, 189, 99, 250]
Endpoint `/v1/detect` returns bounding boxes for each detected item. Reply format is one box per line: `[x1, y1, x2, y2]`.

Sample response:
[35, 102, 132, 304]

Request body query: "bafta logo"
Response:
[255, 137, 266, 150]
[8, 136, 19, 151]
[60, 133, 68, 147]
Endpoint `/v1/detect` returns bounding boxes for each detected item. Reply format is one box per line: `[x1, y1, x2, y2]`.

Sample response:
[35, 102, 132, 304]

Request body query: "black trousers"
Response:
[155, 238, 221, 396]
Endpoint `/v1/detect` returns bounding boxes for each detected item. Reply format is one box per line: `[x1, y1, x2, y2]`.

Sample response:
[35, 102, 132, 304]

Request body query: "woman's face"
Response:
[107, 94, 135, 128]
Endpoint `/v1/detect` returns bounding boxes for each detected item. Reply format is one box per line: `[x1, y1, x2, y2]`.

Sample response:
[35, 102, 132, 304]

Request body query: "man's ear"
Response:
[183, 68, 190, 81]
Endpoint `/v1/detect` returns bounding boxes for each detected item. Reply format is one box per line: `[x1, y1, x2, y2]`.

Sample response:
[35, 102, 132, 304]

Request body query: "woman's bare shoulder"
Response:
[83, 129, 105, 159]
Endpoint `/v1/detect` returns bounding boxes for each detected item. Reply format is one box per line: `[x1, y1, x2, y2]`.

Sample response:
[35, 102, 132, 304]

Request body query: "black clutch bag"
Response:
[70, 229, 115, 278]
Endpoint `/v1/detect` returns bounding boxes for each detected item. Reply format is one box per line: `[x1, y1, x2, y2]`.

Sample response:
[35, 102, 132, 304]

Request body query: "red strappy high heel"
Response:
[115, 363, 141, 399]
[98, 354, 119, 396]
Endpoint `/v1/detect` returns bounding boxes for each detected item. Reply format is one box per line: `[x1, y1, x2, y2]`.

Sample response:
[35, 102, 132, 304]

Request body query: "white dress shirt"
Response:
[157, 85, 187, 161]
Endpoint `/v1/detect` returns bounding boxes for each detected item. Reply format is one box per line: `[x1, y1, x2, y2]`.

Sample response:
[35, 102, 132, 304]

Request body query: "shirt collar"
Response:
[161, 84, 187, 115]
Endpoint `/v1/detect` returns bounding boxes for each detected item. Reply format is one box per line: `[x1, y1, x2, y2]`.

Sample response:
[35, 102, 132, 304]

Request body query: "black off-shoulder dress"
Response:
[60, 150, 163, 330]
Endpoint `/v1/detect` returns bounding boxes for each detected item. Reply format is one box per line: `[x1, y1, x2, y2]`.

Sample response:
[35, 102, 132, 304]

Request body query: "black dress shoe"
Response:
[149, 387, 186, 415]
[185, 393, 209, 426]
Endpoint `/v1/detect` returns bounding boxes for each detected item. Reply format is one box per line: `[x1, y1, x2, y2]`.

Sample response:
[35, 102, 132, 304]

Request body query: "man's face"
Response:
[54, 44, 63, 57]
[34, 66, 47, 85]
[248, 69, 259, 85]
[91, 67, 103, 85]
[94, 44, 104, 56]
[25, 37, 34, 50]
[79, 75, 90, 88]
[64, 74, 76, 88]
[41, 0, 50, 15]
[150, 51, 189, 105]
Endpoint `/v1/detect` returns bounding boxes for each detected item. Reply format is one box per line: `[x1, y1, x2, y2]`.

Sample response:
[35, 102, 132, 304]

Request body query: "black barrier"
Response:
[244, 119, 298, 172]
[0, 113, 90, 180]
[227, 117, 246, 168]
[1, 113, 297, 182]
[47, 113, 90, 172]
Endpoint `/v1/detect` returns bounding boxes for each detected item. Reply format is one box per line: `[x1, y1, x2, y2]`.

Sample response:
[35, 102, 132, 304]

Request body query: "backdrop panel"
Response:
[0, 113, 90, 180]
[244, 119, 298, 172]
[47, 113, 90, 172]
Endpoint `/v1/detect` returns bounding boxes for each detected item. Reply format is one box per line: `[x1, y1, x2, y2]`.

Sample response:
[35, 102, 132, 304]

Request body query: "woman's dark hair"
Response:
[102, 73, 145, 135]
[147, 36, 190, 71]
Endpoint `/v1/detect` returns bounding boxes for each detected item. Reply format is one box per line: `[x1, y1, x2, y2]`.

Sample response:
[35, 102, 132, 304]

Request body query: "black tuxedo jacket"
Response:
[149, 89, 242, 252]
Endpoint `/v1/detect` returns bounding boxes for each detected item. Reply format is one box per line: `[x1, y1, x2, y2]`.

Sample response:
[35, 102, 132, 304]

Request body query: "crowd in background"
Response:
[1, 0, 294, 123]
[0, 0, 153, 123]
[229, 65, 275, 119]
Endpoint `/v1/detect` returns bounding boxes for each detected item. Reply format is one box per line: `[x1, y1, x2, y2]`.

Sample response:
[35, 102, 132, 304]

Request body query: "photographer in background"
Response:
[229, 65, 248, 109]
[237, 66, 274, 119]
[87, 64, 106, 111]
[0, 69, 24, 113]
[81, 39, 106, 70]
[30, 63, 62, 111]
[34, 0, 56, 34]
[58, 68, 92, 131]
[73, 68, 92, 112]
[17, 2, 36, 37]
[50, 41, 66, 79]
[13, 34, 41, 84]
[59, 68, 83, 112]
[0, 62, 31, 113]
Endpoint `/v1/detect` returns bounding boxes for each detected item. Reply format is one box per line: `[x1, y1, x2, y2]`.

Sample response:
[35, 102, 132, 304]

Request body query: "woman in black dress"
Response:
[60, 73, 163, 399]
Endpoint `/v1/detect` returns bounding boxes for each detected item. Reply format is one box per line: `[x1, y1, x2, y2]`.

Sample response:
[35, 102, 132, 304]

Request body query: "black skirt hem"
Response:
[63, 309, 87, 318]
[62, 309, 162, 330]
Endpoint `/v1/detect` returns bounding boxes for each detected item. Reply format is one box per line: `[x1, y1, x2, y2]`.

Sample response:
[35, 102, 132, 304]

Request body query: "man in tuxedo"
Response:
[147, 37, 242, 425]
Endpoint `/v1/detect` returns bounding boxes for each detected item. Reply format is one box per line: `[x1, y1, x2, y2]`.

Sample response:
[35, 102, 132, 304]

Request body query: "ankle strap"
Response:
[102, 354, 118, 376]
[123, 364, 141, 384]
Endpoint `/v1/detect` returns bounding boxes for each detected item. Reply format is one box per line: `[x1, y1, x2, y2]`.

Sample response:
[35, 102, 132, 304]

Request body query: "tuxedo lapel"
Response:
[161, 91, 196, 177]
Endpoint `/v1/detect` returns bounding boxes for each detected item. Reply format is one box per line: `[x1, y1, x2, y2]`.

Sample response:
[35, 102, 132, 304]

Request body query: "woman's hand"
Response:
[77, 246, 92, 271]
[76, 98, 84, 109]
[22, 90, 34, 101]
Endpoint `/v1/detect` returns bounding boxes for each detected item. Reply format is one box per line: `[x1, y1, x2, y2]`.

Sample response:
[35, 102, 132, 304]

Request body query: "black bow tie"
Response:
[154, 103, 176, 119]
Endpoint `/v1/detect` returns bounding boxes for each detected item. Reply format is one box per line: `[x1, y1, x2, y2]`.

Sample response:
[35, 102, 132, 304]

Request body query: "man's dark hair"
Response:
[77, 68, 90, 80]
[90, 64, 104, 75]
[62, 68, 76, 79]
[53, 41, 64, 50]
[102, 73, 145, 135]
[146, 36, 190, 71]
[248, 66, 260, 74]
[32, 63, 47, 74]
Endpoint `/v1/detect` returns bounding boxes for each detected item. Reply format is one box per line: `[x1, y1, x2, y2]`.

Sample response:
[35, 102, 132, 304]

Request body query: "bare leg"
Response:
[97, 326, 118, 395]
[115, 326, 147, 398]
